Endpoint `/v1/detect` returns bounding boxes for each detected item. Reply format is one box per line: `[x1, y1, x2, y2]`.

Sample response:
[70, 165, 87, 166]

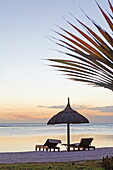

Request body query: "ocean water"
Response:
[0, 123, 113, 152]
[0, 123, 113, 136]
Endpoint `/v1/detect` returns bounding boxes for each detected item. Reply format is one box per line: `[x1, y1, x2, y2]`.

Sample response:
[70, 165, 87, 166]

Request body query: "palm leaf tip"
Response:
[48, 0, 113, 91]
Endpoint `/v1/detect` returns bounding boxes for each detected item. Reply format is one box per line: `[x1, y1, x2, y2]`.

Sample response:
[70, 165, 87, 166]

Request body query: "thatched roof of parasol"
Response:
[47, 98, 89, 124]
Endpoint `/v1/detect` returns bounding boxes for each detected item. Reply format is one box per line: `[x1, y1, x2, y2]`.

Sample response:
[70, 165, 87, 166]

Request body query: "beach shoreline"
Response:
[0, 147, 113, 164]
[1, 123, 113, 153]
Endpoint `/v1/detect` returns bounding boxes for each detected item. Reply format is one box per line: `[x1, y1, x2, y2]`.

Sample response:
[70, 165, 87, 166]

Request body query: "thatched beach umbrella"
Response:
[47, 98, 89, 151]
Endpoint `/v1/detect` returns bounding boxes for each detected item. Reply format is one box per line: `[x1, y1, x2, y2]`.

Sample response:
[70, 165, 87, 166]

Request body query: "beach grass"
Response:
[0, 160, 104, 170]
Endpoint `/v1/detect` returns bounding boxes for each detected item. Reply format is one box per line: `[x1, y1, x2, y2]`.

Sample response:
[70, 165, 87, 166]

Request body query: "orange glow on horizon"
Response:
[0, 105, 113, 123]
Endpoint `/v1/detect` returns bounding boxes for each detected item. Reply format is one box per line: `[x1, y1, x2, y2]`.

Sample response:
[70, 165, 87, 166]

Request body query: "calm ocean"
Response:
[0, 123, 113, 152]
[0, 123, 113, 137]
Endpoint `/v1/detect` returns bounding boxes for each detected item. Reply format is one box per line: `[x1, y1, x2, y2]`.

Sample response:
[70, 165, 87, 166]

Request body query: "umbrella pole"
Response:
[67, 123, 70, 152]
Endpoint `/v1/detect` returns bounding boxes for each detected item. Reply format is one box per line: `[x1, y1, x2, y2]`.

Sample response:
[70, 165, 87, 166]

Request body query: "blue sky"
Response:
[0, 0, 113, 123]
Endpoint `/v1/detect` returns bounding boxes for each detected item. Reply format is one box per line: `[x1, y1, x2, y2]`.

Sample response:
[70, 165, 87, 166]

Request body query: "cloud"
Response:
[48, 105, 65, 109]
[88, 106, 113, 113]
[37, 104, 113, 113]
[0, 108, 23, 111]
[0, 117, 49, 123]
[37, 105, 46, 108]
[73, 105, 88, 110]
[4, 113, 36, 120]
[37, 104, 89, 109]
[73, 105, 113, 113]
[89, 115, 113, 123]
[37, 105, 65, 109]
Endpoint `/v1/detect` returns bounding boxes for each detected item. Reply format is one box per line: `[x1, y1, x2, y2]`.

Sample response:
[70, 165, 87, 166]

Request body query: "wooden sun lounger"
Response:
[35, 139, 61, 152]
[63, 138, 95, 151]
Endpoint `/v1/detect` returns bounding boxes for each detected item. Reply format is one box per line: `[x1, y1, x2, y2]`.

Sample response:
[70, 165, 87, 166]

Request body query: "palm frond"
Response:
[48, 0, 113, 91]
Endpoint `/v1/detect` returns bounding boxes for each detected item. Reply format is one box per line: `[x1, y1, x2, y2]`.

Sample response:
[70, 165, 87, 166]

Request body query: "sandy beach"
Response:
[0, 147, 113, 164]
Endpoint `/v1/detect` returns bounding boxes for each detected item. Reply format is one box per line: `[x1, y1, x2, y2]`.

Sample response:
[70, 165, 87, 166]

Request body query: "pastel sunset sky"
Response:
[0, 0, 113, 123]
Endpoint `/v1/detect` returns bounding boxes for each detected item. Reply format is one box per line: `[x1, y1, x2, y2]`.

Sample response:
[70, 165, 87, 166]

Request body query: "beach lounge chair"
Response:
[70, 138, 95, 151]
[35, 139, 61, 152]
[63, 138, 95, 151]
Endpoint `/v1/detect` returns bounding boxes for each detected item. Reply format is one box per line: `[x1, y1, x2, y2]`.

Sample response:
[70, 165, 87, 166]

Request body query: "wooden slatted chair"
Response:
[70, 138, 95, 151]
[35, 139, 61, 152]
